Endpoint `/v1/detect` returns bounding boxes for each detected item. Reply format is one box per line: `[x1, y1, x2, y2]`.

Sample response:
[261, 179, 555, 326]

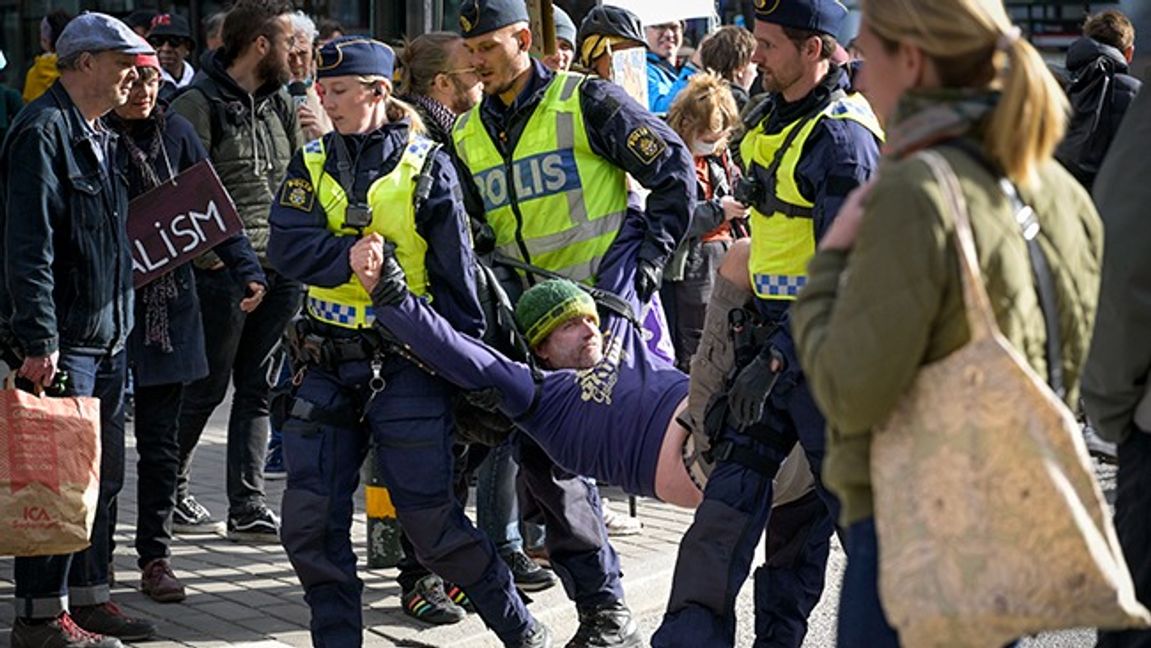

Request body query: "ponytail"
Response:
[387, 97, 427, 136]
[863, 0, 1069, 187]
[984, 35, 1067, 186]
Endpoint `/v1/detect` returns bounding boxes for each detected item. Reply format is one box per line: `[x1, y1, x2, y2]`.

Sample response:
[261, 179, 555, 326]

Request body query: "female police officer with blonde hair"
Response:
[267, 36, 549, 648]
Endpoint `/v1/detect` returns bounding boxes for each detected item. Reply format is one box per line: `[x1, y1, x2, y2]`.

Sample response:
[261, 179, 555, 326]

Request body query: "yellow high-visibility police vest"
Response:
[300, 134, 434, 329]
[452, 72, 628, 284]
[742, 93, 883, 300]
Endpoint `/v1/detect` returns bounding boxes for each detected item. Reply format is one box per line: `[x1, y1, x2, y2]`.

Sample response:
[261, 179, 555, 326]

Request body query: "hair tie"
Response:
[997, 26, 1021, 52]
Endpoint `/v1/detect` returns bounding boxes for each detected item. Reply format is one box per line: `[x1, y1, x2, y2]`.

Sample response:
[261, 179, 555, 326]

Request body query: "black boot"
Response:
[565, 601, 642, 648]
[510, 622, 553, 648]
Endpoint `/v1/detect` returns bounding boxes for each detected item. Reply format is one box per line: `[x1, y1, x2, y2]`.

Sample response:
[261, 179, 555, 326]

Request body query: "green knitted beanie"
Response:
[515, 279, 600, 347]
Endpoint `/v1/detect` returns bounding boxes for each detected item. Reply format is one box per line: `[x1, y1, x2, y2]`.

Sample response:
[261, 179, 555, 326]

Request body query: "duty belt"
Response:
[287, 315, 382, 370]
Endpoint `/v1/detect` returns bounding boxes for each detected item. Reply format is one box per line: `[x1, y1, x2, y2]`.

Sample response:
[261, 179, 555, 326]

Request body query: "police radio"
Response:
[343, 202, 372, 230]
[732, 176, 764, 210]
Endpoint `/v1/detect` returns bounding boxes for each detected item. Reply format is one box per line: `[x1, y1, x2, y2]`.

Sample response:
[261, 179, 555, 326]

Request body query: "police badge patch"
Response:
[625, 126, 667, 166]
[754, 0, 781, 13]
[279, 178, 315, 212]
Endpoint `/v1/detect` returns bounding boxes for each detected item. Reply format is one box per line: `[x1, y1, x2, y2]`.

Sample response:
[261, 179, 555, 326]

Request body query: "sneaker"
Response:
[512, 622, 553, 648]
[601, 503, 643, 537]
[401, 575, 466, 625]
[172, 495, 219, 534]
[444, 581, 474, 612]
[264, 444, 286, 481]
[226, 505, 280, 543]
[141, 558, 187, 603]
[503, 550, 557, 592]
[70, 602, 156, 642]
[565, 601, 642, 648]
[10, 612, 123, 648]
[1084, 424, 1118, 464]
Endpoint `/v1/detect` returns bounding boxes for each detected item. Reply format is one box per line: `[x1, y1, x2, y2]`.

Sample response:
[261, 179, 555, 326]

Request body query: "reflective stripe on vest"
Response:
[301, 135, 434, 329]
[743, 93, 884, 301]
[452, 72, 628, 284]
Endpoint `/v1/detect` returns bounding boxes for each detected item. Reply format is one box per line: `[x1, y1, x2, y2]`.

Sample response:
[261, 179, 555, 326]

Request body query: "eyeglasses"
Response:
[148, 35, 190, 48]
[444, 67, 478, 78]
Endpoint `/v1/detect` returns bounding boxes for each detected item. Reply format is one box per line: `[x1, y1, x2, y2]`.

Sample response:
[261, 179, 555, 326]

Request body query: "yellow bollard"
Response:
[365, 448, 405, 568]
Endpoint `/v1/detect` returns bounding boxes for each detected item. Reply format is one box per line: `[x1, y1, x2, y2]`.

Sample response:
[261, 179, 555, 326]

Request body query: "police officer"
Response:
[267, 37, 549, 648]
[653, 1, 884, 646]
[452, 1, 696, 646]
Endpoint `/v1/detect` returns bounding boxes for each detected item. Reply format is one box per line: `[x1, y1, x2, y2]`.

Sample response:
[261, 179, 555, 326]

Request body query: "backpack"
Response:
[1055, 56, 1120, 187]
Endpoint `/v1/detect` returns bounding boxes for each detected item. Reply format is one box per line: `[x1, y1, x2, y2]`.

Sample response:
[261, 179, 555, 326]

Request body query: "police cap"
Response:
[316, 36, 394, 79]
[753, 0, 848, 37]
[458, 0, 530, 38]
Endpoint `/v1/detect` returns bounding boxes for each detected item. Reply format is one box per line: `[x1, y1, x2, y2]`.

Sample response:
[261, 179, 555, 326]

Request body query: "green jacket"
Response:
[1082, 89, 1151, 443]
[792, 140, 1102, 526]
[170, 53, 300, 265]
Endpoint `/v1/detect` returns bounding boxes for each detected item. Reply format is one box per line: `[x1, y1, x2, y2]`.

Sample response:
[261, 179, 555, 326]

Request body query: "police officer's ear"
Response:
[516, 26, 533, 53]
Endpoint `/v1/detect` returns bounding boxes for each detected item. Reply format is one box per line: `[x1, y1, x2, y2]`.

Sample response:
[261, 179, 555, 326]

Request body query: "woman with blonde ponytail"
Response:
[791, 0, 1104, 644]
[266, 37, 542, 646]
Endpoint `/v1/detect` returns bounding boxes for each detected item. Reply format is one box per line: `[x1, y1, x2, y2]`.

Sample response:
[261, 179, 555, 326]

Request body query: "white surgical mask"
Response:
[690, 138, 721, 157]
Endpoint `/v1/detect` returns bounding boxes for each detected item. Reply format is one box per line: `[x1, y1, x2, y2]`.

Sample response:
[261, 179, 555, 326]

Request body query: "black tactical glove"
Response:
[634, 258, 663, 303]
[727, 348, 784, 428]
[369, 243, 409, 307]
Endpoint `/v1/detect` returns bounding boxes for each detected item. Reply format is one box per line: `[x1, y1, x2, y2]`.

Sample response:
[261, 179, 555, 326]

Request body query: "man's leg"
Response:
[369, 364, 536, 647]
[477, 440, 527, 557]
[1099, 430, 1151, 648]
[482, 440, 558, 591]
[279, 365, 370, 647]
[652, 420, 791, 648]
[752, 490, 833, 648]
[63, 352, 156, 639]
[516, 436, 622, 607]
[225, 270, 301, 525]
[12, 354, 101, 622]
[516, 436, 643, 647]
[175, 268, 246, 512]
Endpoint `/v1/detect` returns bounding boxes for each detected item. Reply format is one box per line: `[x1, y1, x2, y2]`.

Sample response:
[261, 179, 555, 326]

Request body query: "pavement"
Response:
[0, 400, 1116, 647]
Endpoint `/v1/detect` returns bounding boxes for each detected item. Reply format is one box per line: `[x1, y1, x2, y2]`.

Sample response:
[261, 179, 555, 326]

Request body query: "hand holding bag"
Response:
[870, 149, 1150, 646]
[0, 376, 101, 556]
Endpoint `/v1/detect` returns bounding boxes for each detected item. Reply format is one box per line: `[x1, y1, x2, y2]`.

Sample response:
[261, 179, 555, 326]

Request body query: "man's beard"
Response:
[449, 77, 478, 114]
[257, 48, 291, 87]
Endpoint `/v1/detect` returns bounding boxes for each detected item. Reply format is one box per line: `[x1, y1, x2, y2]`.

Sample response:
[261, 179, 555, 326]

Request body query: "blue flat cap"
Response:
[754, 0, 848, 37]
[56, 12, 153, 60]
[316, 36, 395, 79]
[554, 7, 577, 46]
[459, 0, 530, 38]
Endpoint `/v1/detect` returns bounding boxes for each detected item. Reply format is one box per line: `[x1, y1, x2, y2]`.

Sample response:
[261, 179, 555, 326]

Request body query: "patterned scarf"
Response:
[115, 110, 180, 353]
[401, 93, 456, 140]
[884, 89, 1000, 159]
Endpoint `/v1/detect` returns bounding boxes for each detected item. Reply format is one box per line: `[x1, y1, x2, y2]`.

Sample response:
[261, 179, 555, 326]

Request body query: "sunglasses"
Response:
[148, 35, 190, 48]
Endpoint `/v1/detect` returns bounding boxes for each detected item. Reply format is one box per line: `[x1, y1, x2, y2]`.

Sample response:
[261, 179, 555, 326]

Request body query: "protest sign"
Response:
[127, 160, 244, 288]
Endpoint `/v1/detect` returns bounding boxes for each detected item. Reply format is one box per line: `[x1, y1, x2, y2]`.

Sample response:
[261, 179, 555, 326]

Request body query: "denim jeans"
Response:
[133, 381, 183, 567]
[476, 439, 539, 555]
[176, 267, 302, 516]
[837, 517, 901, 648]
[14, 350, 127, 618]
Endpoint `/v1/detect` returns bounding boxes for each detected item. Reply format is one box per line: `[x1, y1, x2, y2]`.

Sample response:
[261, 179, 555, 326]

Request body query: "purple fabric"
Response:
[374, 293, 687, 499]
[642, 292, 677, 365]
